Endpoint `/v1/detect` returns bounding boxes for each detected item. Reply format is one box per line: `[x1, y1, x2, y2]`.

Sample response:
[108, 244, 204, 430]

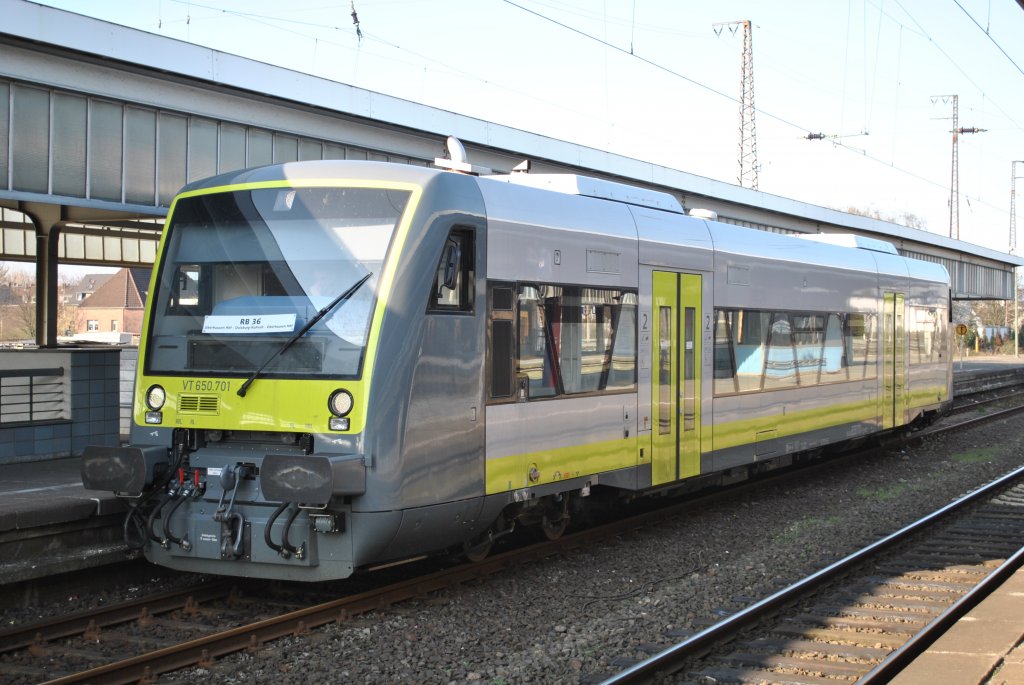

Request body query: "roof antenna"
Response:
[447, 136, 467, 166]
[434, 136, 492, 175]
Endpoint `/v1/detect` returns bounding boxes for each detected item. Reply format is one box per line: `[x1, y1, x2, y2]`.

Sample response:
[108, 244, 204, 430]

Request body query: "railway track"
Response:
[1, 499, 701, 684]
[949, 365, 1024, 414]
[593, 420, 1024, 683]
[5, 373, 1024, 684]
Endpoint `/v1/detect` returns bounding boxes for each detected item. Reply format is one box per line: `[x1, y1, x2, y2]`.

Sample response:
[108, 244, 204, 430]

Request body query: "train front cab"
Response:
[81, 163, 496, 581]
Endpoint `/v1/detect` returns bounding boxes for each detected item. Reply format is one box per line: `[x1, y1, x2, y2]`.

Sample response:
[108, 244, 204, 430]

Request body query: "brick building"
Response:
[76, 268, 151, 336]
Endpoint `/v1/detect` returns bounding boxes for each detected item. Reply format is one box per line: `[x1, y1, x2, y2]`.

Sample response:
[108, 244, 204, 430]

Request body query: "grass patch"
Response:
[950, 447, 1000, 464]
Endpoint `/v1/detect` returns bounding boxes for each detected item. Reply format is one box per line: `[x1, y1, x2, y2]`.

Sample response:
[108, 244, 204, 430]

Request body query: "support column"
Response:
[19, 202, 62, 348]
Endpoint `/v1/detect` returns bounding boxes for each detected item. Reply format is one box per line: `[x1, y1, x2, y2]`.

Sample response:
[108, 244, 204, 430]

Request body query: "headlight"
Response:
[328, 389, 353, 417]
[145, 385, 166, 410]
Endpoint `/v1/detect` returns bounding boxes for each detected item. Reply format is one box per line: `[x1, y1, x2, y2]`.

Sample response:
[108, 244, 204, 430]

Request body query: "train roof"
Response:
[795, 232, 899, 255]
[174, 160, 949, 288]
[492, 173, 684, 214]
[176, 160, 444, 194]
[701, 220, 949, 285]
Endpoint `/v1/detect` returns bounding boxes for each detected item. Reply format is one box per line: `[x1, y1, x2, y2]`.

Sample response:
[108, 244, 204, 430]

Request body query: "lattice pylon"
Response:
[949, 94, 959, 239]
[737, 20, 758, 190]
[714, 20, 759, 189]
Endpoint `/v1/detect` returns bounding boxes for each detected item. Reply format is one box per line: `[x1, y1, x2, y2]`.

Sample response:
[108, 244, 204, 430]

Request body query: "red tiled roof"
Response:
[78, 268, 151, 310]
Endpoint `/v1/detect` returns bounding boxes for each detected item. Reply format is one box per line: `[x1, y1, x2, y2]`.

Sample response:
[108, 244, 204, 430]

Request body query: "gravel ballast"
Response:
[155, 408, 1024, 685]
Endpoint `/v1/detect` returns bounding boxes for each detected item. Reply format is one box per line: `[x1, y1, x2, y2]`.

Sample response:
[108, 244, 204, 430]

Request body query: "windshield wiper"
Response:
[236, 272, 373, 398]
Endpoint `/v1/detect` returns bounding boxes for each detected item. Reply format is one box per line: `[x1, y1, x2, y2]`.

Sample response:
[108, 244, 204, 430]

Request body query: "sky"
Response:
[28, 0, 1024, 256]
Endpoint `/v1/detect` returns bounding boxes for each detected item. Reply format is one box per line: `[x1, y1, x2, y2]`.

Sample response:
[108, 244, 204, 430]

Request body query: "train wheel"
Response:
[540, 497, 570, 540]
[463, 513, 509, 562]
[464, 538, 492, 563]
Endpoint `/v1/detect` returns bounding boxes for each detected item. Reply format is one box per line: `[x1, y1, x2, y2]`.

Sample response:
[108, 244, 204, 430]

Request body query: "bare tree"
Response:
[842, 206, 928, 231]
[11, 274, 83, 340]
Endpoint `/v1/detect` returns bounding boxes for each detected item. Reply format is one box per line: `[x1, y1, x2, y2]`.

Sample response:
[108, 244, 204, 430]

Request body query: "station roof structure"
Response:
[1, 0, 1021, 345]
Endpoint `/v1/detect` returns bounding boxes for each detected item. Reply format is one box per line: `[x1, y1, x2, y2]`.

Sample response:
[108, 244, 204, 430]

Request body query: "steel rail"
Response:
[28, 383, 1024, 684]
[856, 543, 1024, 683]
[950, 383, 1024, 413]
[918, 401, 1024, 437]
[0, 581, 232, 653]
[598, 462, 1024, 684]
[35, 539, 575, 685]
[30, 452, 871, 684]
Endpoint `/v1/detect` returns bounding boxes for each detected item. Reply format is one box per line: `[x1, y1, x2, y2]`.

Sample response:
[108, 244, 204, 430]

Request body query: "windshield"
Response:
[145, 186, 411, 378]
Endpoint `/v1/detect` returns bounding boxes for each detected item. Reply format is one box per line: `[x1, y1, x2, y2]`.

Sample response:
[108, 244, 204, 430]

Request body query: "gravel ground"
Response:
[155, 407, 1024, 685]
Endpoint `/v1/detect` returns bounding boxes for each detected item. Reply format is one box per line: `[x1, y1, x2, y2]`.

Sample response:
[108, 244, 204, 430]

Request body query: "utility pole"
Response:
[714, 20, 758, 190]
[1013, 161, 1024, 357]
[932, 94, 986, 240]
[947, 94, 959, 239]
[1011, 161, 1024, 254]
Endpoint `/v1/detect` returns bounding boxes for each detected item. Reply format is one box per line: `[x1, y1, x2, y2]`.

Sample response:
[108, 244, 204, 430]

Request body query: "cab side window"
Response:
[429, 227, 475, 313]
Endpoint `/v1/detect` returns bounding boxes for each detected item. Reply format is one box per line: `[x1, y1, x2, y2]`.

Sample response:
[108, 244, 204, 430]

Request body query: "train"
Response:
[81, 140, 953, 581]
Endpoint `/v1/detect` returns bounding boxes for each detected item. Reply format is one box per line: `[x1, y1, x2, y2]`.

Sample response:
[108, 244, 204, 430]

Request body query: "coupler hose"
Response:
[146, 490, 174, 546]
[162, 492, 191, 551]
[264, 501, 290, 557]
[281, 503, 306, 560]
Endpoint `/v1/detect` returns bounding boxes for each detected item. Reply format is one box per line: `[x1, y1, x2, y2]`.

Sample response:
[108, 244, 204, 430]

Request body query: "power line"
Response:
[891, 0, 1024, 133]
[498, 0, 980, 202]
[499, 1, 809, 135]
[512, 0, 1024, 224]
[162, 0, 615, 129]
[952, 0, 1024, 79]
[160, 0, 1013, 222]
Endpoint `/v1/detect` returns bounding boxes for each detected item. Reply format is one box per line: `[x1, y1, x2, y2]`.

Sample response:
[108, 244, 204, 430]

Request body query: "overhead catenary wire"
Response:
[499, 0, 1007, 215]
[952, 0, 1024, 79]
[157, 0, 1014, 221]
[891, 0, 1024, 133]
[161, 0, 613, 128]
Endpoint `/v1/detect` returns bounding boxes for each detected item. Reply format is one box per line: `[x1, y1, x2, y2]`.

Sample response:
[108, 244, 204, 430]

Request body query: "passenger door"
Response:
[651, 271, 702, 486]
[882, 291, 906, 429]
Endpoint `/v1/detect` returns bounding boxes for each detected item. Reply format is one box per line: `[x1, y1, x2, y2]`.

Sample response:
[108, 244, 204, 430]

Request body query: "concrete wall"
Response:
[0, 348, 120, 464]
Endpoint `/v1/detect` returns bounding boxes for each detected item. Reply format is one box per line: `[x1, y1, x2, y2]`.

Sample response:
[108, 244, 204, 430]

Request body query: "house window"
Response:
[87, 320, 99, 331]
[111, 320, 119, 332]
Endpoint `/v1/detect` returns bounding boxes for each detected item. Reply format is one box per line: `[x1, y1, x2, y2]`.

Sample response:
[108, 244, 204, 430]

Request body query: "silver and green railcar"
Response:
[82, 155, 952, 581]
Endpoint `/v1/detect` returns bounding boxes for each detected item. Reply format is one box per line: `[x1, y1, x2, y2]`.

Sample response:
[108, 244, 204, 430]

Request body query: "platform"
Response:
[0, 457, 127, 586]
[891, 563, 1024, 684]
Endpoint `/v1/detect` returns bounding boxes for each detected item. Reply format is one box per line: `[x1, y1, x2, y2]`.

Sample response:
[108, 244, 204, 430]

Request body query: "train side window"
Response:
[488, 283, 515, 400]
[429, 227, 474, 313]
[657, 306, 672, 434]
[517, 285, 559, 398]
[606, 293, 638, 390]
[715, 309, 771, 394]
[791, 314, 826, 386]
[713, 310, 739, 394]
[909, 306, 942, 365]
[514, 284, 636, 399]
[844, 312, 878, 380]
[821, 314, 848, 382]
[764, 313, 798, 390]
